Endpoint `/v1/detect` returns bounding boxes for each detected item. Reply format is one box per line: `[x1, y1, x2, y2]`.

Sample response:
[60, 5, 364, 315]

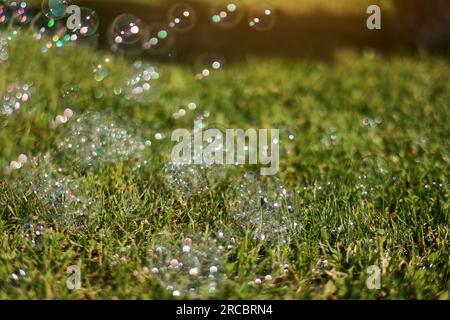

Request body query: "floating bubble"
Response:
[61, 83, 79, 99]
[248, 2, 276, 31]
[1, 82, 33, 116]
[168, 3, 196, 32]
[211, 2, 243, 29]
[41, 0, 68, 20]
[73, 7, 99, 37]
[226, 172, 299, 243]
[119, 60, 160, 103]
[112, 14, 143, 45]
[55, 111, 146, 171]
[141, 22, 175, 55]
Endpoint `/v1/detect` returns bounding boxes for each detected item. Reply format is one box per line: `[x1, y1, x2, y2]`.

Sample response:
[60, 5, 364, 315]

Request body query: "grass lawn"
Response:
[0, 27, 449, 299]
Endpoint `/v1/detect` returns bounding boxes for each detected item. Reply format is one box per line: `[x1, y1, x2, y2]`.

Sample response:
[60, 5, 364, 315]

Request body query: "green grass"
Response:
[0, 32, 449, 299]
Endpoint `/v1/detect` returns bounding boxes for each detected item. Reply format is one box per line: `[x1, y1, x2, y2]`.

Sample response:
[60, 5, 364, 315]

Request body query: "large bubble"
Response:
[226, 172, 299, 244]
[14, 153, 97, 229]
[41, 0, 68, 20]
[55, 111, 146, 171]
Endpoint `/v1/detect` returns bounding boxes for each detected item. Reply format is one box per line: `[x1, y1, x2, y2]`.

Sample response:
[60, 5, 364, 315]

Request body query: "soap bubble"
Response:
[142, 22, 175, 55]
[145, 231, 234, 298]
[61, 83, 79, 99]
[248, 2, 276, 31]
[355, 156, 392, 197]
[226, 172, 299, 244]
[1, 82, 33, 117]
[112, 14, 143, 45]
[168, 3, 196, 32]
[74, 7, 99, 37]
[120, 60, 161, 103]
[211, 2, 243, 29]
[41, 0, 68, 20]
[55, 111, 146, 171]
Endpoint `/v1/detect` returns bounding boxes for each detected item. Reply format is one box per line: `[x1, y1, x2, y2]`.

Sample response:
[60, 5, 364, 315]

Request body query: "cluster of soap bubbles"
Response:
[226, 172, 299, 244]
[16, 153, 97, 228]
[144, 231, 235, 298]
[1, 81, 32, 116]
[55, 111, 146, 171]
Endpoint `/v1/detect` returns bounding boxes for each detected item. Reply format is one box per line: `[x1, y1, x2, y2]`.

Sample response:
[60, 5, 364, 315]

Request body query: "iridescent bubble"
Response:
[168, 3, 197, 32]
[142, 22, 175, 55]
[74, 7, 99, 37]
[211, 2, 243, 29]
[248, 2, 276, 31]
[226, 172, 299, 244]
[41, 0, 68, 20]
[112, 14, 143, 45]
[55, 111, 146, 171]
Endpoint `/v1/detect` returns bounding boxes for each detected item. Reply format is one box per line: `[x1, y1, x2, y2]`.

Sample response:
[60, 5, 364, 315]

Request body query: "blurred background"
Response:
[18, 0, 450, 60]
